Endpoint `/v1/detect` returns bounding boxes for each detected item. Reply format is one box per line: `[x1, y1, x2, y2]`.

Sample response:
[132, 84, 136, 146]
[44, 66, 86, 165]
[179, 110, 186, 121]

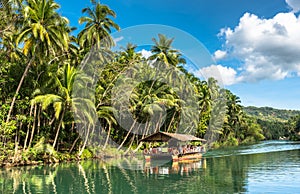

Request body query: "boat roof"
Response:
[140, 131, 206, 142]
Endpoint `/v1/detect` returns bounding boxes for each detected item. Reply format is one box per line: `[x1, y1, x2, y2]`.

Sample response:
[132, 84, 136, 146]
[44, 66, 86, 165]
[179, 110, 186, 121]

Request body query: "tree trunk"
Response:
[13, 124, 20, 163]
[78, 124, 93, 156]
[155, 113, 163, 132]
[69, 121, 75, 143]
[24, 104, 34, 150]
[103, 123, 112, 150]
[117, 120, 136, 150]
[52, 107, 66, 148]
[69, 135, 80, 153]
[37, 105, 41, 135]
[6, 57, 35, 123]
[133, 121, 151, 153]
[167, 111, 177, 132]
[28, 104, 37, 148]
[124, 135, 135, 155]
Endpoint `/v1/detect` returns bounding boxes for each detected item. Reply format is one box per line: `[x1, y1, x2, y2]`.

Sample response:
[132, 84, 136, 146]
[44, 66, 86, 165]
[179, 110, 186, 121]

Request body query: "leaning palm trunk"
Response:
[52, 107, 66, 148]
[155, 113, 163, 132]
[23, 104, 34, 150]
[28, 104, 37, 148]
[133, 122, 151, 153]
[6, 56, 35, 123]
[78, 124, 94, 156]
[167, 111, 177, 132]
[69, 135, 80, 153]
[117, 120, 137, 150]
[103, 123, 112, 150]
[124, 135, 135, 155]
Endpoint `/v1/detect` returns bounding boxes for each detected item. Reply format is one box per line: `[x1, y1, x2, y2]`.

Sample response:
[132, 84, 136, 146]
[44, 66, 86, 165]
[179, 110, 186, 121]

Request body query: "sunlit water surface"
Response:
[1, 141, 300, 193]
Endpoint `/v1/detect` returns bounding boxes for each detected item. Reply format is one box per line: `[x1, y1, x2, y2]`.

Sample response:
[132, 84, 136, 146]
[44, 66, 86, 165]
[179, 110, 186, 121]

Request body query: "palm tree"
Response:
[78, 0, 120, 50]
[97, 106, 116, 150]
[32, 64, 84, 148]
[220, 90, 243, 141]
[227, 92, 242, 129]
[6, 0, 70, 123]
[149, 34, 186, 67]
[118, 43, 143, 65]
[0, 0, 23, 61]
[199, 82, 212, 114]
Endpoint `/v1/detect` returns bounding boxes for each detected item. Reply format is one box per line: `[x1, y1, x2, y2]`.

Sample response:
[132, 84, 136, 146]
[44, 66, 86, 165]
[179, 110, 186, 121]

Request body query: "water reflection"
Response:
[144, 159, 206, 176]
[0, 141, 299, 193]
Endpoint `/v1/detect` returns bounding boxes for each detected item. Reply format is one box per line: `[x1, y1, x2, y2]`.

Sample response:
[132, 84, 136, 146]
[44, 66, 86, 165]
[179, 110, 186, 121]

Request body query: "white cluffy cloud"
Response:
[196, 65, 238, 86]
[286, 0, 300, 13]
[138, 49, 152, 59]
[213, 50, 227, 61]
[220, 12, 300, 82]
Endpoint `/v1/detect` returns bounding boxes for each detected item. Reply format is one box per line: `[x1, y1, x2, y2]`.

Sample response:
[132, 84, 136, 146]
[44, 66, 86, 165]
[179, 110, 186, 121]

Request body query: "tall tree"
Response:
[6, 0, 70, 123]
[149, 34, 186, 67]
[32, 63, 82, 148]
[78, 0, 120, 50]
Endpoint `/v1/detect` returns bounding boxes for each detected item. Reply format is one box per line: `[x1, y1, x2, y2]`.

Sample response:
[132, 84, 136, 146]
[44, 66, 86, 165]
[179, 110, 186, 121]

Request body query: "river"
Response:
[1, 141, 300, 193]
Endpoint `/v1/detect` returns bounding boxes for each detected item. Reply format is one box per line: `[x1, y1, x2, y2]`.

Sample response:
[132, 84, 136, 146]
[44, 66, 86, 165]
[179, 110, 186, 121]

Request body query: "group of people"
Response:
[144, 145, 205, 155]
[177, 145, 205, 154]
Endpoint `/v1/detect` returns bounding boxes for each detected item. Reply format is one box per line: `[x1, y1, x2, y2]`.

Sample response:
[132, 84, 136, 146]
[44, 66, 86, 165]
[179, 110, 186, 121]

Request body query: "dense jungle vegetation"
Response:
[244, 106, 300, 140]
[0, 0, 298, 166]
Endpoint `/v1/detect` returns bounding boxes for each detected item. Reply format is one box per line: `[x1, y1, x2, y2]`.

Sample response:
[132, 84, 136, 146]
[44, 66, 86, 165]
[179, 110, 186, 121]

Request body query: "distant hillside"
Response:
[243, 106, 300, 122]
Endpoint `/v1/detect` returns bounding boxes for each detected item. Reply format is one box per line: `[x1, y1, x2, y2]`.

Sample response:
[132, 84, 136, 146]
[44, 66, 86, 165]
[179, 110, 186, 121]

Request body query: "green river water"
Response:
[1, 141, 300, 193]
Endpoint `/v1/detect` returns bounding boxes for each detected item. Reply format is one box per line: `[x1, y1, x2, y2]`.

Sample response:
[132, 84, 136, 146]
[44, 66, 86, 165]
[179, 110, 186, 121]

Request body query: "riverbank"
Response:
[0, 149, 82, 168]
[1, 141, 300, 194]
[2, 138, 299, 168]
[0, 144, 134, 168]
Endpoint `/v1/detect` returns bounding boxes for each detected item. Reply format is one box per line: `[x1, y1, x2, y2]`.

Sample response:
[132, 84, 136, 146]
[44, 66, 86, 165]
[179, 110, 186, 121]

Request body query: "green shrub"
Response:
[224, 136, 239, 147]
[81, 149, 93, 159]
[241, 136, 255, 145]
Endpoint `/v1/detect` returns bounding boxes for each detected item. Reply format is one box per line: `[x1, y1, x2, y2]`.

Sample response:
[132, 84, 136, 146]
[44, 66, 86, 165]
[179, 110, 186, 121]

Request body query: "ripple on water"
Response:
[205, 140, 300, 158]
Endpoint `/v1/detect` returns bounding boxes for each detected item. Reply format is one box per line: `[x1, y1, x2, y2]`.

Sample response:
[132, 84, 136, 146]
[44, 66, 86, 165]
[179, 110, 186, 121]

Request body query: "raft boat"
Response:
[140, 131, 206, 162]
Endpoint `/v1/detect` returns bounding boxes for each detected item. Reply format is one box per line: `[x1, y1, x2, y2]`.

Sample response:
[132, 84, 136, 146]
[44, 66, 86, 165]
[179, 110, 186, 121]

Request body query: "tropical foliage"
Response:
[244, 106, 300, 140]
[0, 0, 274, 165]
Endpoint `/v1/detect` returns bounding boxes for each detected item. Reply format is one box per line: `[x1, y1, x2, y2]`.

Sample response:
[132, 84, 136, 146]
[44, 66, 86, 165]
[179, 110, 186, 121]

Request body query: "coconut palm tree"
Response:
[6, 0, 70, 123]
[97, 106, 116, 150]
[199, 82, 212, 113]
[149, 34, 186, 67]
[78, 0, 120, 50]
[31, 63, 90, 148]
[227, 91, 243, 131]
[118, 43, 143, 65]
[0, 0, 23, 61]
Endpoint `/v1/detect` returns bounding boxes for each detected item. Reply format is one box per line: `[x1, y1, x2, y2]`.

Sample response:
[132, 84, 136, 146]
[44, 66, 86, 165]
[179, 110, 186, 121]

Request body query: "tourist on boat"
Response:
[178, 145, 183, 154]
[191, 145, 195, 152]
[157, 147, 162, 153]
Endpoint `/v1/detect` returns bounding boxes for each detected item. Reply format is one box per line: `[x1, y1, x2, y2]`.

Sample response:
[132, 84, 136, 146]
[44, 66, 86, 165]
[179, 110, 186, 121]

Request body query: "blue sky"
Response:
[56, 0, 300, 110]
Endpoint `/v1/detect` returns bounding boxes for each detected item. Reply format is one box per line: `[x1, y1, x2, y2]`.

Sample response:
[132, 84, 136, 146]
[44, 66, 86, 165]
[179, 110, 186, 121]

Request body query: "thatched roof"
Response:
[140, 131, 206, 142]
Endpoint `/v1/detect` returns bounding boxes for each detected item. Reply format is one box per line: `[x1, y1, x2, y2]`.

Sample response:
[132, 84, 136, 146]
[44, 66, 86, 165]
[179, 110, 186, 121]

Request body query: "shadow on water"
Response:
[0, 141, 300, 193]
